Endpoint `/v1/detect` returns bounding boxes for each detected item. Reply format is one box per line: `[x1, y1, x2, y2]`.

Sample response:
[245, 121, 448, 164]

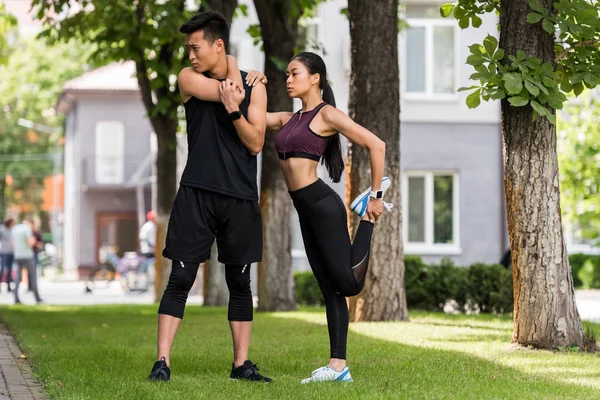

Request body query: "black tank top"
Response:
[180, 71, 257, 201]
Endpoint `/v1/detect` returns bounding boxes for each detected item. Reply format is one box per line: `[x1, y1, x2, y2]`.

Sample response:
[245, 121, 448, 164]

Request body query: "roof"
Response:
[57, 61, 140, 114]
[63, 61, 139, 92]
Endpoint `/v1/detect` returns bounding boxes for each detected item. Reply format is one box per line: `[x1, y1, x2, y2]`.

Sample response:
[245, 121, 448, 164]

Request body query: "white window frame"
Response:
[402, 171, 461, 255]
[401, 14, 460, 101]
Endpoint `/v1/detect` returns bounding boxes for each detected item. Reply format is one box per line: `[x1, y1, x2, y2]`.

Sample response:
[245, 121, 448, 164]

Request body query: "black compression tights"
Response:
[290, 179, 374, 360]
[158, 261, 252, 321]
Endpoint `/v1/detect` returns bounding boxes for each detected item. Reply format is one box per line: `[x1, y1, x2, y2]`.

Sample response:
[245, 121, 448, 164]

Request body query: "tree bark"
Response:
[202, 0, 238, 24]
[198, 0, 239, 306]
[500, 0, 583, 348]
[151, 116, 178, 302]
[253, 0, 299, 311]
[347, 0, 408, 322]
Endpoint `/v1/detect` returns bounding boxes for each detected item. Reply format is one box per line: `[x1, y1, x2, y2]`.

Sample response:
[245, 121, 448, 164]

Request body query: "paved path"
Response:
[575, 289, 600, 323]
[0, 323, 46, 400]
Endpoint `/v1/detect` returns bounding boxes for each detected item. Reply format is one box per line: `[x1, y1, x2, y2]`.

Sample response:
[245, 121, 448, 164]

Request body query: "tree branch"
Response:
[555, 39, 600, 64]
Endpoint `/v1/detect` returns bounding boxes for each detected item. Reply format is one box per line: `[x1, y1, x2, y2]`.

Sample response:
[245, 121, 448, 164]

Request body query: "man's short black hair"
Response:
[179, 11, 229, 49]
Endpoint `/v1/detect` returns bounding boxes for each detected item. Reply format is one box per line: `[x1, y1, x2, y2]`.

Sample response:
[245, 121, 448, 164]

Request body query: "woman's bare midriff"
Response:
[279, 158, 320, 191]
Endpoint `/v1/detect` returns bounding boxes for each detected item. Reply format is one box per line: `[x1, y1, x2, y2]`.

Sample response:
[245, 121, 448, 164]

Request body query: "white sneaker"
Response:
[300, 366, 354, 384]
[350, 177, 393, 218]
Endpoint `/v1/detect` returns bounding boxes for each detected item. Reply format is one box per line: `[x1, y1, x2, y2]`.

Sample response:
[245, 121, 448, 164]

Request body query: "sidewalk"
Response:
[0, 322, 46, 400]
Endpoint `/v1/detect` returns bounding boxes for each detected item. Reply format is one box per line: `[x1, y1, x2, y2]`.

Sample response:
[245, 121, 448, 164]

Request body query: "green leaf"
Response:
[528, 0, 546, 13]
[525, 80, 540, 96]
[440, 4, 454, 18]
[508, 96, 530, 106]
[573, 82, 585, 96]
[542, 76, 555, 87]
[459, 16, 470, 29]
[571, 73, 587, 84]
[483, 35, 498, 55]
[466, 55, 486, 66]
[547, 93, 564, 109]
[527, 12, 544, 23]
[584, 73, 597, 87]
[469, 44, 483, 55]
[466, 89, 482, 109]
[458, 85, 479, 92]
[472, 16, 483, 28]
[503, 73, 524, 95]
[453, 5, 467, 19]
[530, 99, 547, 115]
[491, 90, 506, 100]
[560, 79, 573, 92]
[493, 48, 505, 61]
[542, 18, 555, 34]
[517, 50, 527, 62]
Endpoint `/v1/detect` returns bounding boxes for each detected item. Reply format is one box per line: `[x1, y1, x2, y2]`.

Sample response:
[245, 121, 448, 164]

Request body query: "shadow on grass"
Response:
[0, 305, 598, 400]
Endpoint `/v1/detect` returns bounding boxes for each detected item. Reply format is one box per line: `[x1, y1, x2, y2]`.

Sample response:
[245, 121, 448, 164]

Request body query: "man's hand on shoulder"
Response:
[219, 79, 246, 113]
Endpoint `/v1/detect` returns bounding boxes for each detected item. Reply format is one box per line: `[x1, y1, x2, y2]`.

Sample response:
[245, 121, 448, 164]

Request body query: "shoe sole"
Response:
[229, 378, 272, 383]
[350, 177, 391, 214]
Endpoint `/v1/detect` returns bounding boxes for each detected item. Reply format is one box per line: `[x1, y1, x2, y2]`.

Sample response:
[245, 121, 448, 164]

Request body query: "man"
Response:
[11, 218, 42, 304]
[139, 210, 156, 259]
[148, 12, 269, 383]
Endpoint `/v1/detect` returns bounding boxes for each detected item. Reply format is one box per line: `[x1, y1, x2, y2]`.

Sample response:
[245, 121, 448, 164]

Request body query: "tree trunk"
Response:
[500, 0, 583, 348]
[203, 0, 238, 25]
[151, 117, 178, 302]
[198, 0, 239, 307]
[347, 0, 408, 322]
[253, 0, 299, 311]
[202, 245, 229, 305]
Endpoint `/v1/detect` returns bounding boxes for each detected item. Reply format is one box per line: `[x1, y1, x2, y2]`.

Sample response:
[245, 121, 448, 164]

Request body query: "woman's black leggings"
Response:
[290, 179, 374, 360]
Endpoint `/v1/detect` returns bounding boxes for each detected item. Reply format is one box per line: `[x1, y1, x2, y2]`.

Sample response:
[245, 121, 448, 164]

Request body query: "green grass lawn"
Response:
[1, 305, 599, 399]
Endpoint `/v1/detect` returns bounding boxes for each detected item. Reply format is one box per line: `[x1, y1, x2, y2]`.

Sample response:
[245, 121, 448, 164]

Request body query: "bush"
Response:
[465, 263, 513, 314]
[569, 254, 589, 288]
[294, 271, 322, 305]
[579, 258, 600, 289]
[405, 256, 434, 310]
[405, 257, 512, 314]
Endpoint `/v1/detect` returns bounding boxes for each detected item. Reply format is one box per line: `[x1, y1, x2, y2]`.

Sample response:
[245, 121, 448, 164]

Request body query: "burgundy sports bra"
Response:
[275, 102, 331, 161]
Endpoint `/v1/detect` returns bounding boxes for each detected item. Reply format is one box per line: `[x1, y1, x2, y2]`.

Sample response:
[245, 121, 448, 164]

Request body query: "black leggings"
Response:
[290, 179, 374, 360]
[158, 261, 253, 321]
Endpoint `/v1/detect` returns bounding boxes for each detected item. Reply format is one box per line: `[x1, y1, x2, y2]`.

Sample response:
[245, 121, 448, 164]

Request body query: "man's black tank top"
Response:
[180, 71, 257, 201]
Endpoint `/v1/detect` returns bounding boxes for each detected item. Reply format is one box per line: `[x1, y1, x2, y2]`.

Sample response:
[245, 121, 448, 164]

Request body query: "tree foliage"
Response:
[0, 1, 17, 65]
[0, 35, 92, 215]
[558, 91, 600, 243]
[442, 0, 600, 123]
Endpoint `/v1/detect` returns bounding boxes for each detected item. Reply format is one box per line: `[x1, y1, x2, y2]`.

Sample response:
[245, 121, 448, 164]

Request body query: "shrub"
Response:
[294, 271, 322, 305]
[578, 258, 600, 289]
[465, 263, 513, 314]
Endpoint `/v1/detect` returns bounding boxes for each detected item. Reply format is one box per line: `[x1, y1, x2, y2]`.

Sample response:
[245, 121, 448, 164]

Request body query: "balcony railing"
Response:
[81, 154, 152, 189]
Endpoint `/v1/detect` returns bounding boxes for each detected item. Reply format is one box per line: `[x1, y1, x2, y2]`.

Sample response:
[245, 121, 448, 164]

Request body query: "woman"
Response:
[0, 218, 15, 292]
[244, 52, 392, 383]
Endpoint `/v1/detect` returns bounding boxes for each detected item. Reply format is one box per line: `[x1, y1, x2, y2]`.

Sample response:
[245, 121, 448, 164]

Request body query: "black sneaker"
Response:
[148, 357, 170, 382]
[230, 360, 272, 383]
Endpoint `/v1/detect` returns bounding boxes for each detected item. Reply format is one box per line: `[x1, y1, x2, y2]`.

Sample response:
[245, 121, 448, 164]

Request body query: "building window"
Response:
[403, 171, 461, 255]
[298, 16, 322, 54]
[403, 4, 458, 97]
[95, 121, 125, 184]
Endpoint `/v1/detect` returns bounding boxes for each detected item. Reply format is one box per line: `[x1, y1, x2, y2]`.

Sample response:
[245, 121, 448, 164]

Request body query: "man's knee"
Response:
[158, 261, 199, 319]
[225, 264, 251, 294]
[225, 264, 253, 321]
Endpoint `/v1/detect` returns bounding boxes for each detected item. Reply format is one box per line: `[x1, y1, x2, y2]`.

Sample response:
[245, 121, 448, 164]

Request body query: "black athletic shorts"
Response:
[162, 185, 262, 265]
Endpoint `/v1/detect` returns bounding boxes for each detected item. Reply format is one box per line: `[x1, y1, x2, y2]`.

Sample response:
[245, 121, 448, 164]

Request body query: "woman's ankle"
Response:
[328, 358, 346, 372]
